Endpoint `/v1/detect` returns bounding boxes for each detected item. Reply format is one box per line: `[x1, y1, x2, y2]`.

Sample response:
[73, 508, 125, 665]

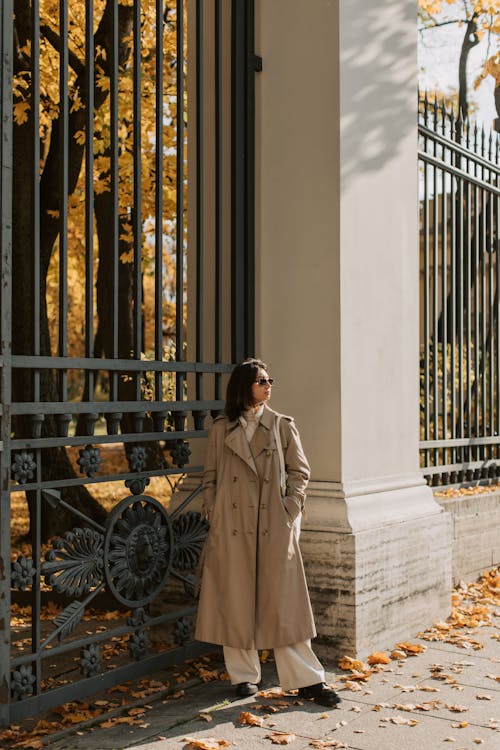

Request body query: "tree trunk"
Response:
[11, 0, 134, 540]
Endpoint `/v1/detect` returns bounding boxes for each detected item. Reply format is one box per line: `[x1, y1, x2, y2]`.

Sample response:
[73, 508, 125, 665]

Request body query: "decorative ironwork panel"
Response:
[0, 0, 258, 725]
[419, 91, 500, 487]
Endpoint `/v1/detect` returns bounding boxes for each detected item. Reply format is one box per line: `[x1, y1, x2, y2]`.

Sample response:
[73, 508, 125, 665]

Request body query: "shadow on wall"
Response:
[339, 0, 416, 188]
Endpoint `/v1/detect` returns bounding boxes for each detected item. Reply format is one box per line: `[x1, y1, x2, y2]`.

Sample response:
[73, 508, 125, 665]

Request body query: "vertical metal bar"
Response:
[474, 180, 480, 454]
[432, 134, 439, 471]
[58, 0, 68, 401]
[110, 0, 119, 399]
[214, 0, 223, 401]
[155, 0, 164, 402]
[0, 0, 13, 725]
[466, 176, 472, 470]
[231, 0, 256, 362]
[244, 0, 256, 357]
[441, 161, 448, 467]
[232, 0, 245, 364]
[133, 0, 142, 402]
[489, 179, 494, 448]
[195, 0, 203, 398]
[423, 158, 430, 474]
[458, 159, 465, 474]
[32, 0, 40, 400]
[85, 0, 95, 395]
[450, 147, 457, 469]
[175, 0, 185, 402]
[481, 184, 487, 451]
[31, 474, 41, 695]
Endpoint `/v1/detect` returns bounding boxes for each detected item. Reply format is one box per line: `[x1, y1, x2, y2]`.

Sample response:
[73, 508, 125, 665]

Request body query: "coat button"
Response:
[232, 529, 238, 535]
[233, 476, 238, 482]
[263, 477, 270, 483]
[232, 502, 237, 509]
[262, 529, 269, 536]
[261, 504, 266, 509]
[266, 450, 272, 457]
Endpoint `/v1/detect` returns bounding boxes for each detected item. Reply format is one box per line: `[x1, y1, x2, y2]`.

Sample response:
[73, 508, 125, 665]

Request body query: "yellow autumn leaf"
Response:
[237, 711, 265, 727]
[13, 100, 30, 125]
[182, 739, 230, 750]
[367, 651, 391, 665]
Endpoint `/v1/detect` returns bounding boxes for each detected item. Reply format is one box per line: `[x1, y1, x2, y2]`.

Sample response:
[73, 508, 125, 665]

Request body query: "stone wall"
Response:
[435, 490, 500, 584]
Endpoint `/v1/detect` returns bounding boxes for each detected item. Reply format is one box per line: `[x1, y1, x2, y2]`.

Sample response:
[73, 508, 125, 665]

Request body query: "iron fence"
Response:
[0, 0, 258, 725]
[419, 92, 500, 486]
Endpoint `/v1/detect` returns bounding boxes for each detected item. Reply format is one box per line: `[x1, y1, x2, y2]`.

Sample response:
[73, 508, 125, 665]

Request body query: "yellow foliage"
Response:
[15, 0, 186, 376]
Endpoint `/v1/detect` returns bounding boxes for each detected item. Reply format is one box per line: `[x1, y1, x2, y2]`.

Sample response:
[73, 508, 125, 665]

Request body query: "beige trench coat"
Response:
[194, 405, 316, 650]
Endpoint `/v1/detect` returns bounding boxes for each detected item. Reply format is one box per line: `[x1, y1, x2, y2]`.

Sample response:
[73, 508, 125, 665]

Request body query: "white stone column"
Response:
[255, 0, 451, 655]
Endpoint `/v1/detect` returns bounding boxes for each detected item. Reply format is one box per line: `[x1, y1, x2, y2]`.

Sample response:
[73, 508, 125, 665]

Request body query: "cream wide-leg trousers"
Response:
[223, 640, 325, 691]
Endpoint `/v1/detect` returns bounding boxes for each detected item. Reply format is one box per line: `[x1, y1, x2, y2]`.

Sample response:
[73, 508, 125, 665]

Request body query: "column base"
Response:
[301, 478, 452, 656]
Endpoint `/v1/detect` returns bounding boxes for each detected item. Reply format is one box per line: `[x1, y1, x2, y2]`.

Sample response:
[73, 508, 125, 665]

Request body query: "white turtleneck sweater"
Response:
[239, 403, 265, 443]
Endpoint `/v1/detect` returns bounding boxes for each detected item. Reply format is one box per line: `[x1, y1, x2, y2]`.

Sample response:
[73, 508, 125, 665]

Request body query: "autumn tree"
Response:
[419, 0, 500, 123]
[12, 0, 183, 539]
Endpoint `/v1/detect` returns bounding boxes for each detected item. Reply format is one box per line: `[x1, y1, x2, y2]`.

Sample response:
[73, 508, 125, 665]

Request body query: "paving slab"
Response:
[321, 705, 500, 750]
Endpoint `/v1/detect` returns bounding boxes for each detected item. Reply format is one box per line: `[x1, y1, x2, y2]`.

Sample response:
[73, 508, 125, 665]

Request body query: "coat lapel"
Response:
[224, 421, 259, 475]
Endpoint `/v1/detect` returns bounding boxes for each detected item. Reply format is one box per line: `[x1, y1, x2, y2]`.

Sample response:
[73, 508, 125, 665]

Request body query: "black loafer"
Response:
[235, 682, 259, 697]
[297, 682, 341, 707]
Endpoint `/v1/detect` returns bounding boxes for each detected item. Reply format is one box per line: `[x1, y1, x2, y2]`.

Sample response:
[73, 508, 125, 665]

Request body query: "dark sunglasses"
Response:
[255, 378, 274, 386]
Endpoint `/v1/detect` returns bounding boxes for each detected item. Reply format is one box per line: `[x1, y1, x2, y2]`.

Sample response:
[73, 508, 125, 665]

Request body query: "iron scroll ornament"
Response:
[103, 495, 174, 607]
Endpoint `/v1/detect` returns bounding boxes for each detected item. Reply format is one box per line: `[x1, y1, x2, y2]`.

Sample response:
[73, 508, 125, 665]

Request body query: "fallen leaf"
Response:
[445, 704, 469, 713]
[451, 721, 468, 728]
[395, 642, 426, 655]
[319, 713, 328, 719]
[182, 738, 230, 749]
[265, 732, 296, 745]
[443, 737, 456, 742]
[473, 740, 483, 745]
[199, 713, 213, 722]
[309, 741, 348, 749]
[476, 694, 492, 700]
[254, 704, 280, 713]
[391, 650, 407, 660]
[237, 711, 265, 727]
[367, 651, 391, 665]
[338, 655, 366, 672]
[258, 688, 286, 699]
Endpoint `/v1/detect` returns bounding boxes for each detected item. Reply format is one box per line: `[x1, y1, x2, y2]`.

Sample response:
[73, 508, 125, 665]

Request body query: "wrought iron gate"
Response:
[0, 0, 258, 724]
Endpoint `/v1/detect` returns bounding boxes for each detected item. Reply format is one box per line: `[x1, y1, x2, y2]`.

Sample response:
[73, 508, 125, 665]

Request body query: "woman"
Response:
[195, 358, 340, 707]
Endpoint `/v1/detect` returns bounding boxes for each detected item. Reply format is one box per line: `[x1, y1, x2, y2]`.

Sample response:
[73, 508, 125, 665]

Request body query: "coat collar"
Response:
[223, 405, 278, 473]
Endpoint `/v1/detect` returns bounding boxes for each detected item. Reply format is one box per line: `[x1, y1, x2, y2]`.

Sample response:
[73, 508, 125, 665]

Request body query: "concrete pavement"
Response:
[44, 606, 500, 750]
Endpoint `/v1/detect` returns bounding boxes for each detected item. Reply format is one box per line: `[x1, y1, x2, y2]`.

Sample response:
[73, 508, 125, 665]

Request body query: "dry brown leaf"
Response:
[182, 738, 230, 749]
[473, 740, 483, 745]
[338, 655, 366, 672]
[258, 688, 286, 699]
[12, 740, 44, 750]
[127, 707, 146, 716]
[392, 703, 415, 712]
[309, 741, 348, 749]
[451, 721, 468, 728]
[391, 650, 407, 660]
[445, 704, 469, 713]
[254, 704, 280, 713]
[199, 713, 213, 722]
[237, 711, 265, 727]
[265, 732, 296, 745]
[395, 642, 425, 655]
[367, 651, 391, 665]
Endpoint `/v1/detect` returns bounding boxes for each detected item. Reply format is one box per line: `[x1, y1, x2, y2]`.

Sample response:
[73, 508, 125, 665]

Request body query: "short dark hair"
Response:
[225, 358, 267, 421]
